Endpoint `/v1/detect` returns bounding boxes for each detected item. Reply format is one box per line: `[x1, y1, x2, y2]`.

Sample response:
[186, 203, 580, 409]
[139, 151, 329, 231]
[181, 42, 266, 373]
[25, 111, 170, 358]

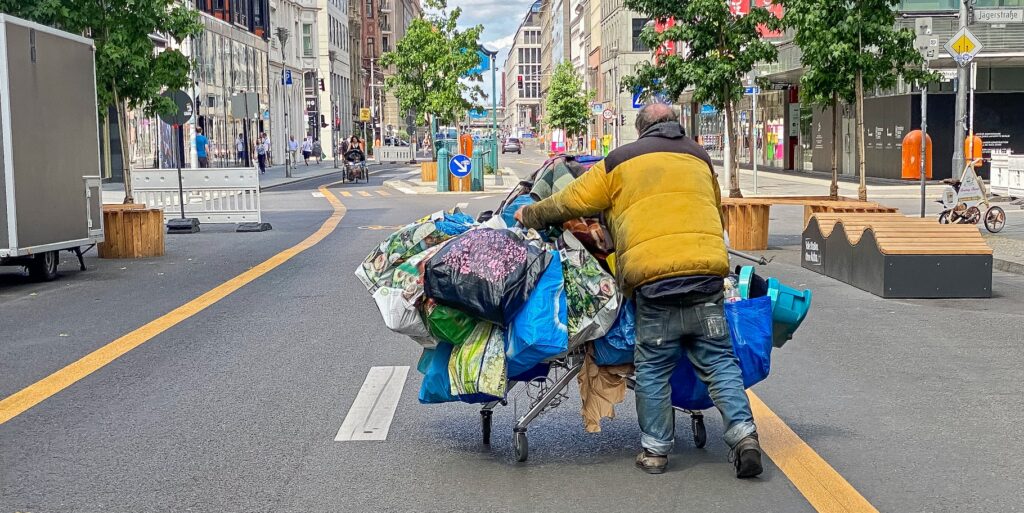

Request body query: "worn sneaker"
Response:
[635, 450, 668, 474]
[729, 434, 763, 478]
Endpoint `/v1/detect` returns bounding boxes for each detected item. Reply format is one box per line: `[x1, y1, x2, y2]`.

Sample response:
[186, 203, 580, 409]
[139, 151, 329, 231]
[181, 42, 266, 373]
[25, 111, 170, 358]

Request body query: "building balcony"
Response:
[379, 0, 392, 13]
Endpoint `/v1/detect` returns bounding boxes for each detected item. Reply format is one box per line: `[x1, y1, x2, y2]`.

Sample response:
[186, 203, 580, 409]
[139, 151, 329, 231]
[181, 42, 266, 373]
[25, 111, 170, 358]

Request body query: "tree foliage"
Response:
[779, 0, 929, 199]
[379, 0, 485, 126]
[0, 0, 202, 119]
[544, 61, 593, 137]
[622, 0, 781, 196]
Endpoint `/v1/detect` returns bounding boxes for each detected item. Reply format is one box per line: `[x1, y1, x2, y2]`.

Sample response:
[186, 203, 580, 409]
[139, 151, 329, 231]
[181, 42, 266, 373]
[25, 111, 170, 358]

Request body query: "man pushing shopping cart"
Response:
[516, 103, 762, 477]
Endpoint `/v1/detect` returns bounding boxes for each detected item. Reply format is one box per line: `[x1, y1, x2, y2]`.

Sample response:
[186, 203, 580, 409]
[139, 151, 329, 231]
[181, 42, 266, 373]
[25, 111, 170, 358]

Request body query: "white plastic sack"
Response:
[372, 286, 434, 347]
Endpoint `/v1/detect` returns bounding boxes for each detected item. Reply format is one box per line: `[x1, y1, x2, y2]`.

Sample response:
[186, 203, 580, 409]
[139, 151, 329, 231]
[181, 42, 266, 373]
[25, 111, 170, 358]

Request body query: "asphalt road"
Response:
[2, 158, 1023, 512]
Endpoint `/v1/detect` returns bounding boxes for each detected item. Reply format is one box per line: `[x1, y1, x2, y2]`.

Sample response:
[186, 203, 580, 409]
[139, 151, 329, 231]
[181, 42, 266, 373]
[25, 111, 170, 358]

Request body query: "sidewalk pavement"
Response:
[101, 162, 342, 204]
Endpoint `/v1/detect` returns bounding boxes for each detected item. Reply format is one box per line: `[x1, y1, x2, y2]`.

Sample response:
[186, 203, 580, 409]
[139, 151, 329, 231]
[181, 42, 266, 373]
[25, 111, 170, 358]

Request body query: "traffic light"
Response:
[320, 114, 328, 128]
[620, 114, 626, 125]
[517, 75, 523, 90]
[319, 78, 325, 91]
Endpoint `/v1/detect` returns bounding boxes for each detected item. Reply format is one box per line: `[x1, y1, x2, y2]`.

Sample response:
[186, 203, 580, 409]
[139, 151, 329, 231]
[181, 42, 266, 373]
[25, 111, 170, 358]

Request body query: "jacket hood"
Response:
[639, 121, 686, 140]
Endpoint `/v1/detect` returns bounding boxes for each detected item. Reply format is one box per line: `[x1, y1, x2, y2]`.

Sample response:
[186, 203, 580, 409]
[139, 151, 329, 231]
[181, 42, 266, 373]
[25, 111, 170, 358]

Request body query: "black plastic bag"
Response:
[423, 228, 552, 325]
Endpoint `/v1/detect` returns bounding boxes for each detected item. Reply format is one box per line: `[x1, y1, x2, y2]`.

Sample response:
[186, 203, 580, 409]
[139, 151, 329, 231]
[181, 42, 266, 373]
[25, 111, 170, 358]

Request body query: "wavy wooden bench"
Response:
[802, 213, 992, 298]
[720, 197, 899, 251]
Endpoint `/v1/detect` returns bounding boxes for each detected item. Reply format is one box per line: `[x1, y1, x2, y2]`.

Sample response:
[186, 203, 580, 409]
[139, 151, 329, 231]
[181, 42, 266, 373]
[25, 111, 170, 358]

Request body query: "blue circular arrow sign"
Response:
[449, 154, 472, 178]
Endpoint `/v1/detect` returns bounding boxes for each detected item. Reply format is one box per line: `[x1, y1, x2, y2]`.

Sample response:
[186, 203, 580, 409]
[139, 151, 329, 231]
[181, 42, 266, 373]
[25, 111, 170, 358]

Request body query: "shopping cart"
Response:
[477, 347, 708, 463]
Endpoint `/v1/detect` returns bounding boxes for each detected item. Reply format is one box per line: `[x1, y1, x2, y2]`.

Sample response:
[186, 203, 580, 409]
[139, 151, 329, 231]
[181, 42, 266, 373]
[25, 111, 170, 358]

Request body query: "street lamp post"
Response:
[276, 28, 291, 178]
[610, 43, 620, 149]
[329, 50, 339, 168]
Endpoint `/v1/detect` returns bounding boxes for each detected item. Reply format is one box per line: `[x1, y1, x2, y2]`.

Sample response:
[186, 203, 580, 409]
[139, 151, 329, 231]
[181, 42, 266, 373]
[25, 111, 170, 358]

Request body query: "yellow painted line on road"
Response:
[376, 190, 391, 197]
[340, 191, 353, 197]
[358, 191, 372, 197]
[0, 182, 348, 426]
[749, 391, 880, 513]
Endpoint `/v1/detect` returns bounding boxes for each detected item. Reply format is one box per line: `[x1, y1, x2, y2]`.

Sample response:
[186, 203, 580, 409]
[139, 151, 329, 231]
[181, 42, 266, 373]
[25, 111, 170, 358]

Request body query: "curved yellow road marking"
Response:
[0, 182, 347, 425]
[749, 391, 880, 513]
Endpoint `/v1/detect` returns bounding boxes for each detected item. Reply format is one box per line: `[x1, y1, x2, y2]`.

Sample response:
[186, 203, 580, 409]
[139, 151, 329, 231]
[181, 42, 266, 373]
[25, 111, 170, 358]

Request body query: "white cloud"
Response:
[485, 35, 515, 51]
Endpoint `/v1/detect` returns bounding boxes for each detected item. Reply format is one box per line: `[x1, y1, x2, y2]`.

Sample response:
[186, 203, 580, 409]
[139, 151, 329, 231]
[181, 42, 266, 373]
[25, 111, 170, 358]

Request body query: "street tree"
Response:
[0, 0, 202, 202]
[778, 0, 856, 199]
[623, 0, 781, 197]
[780, 0, 928, 200]
[380, 0, 485, 160]
[544, 61, 594, 141]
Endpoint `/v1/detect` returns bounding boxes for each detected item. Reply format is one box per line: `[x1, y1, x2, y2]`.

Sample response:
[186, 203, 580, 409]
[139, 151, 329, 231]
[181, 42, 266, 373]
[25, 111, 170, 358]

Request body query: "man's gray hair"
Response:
[635, 103, 680, 135]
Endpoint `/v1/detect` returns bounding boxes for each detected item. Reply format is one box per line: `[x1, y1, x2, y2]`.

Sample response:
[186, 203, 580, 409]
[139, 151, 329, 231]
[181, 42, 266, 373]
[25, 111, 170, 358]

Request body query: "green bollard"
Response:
[471, 148, 484, 192]
[437, 146, 450, 192]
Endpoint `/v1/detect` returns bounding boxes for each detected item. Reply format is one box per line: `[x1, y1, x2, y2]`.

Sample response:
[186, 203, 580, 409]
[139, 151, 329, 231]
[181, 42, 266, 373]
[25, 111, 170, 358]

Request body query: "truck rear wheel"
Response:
[28, 250, 59, 281]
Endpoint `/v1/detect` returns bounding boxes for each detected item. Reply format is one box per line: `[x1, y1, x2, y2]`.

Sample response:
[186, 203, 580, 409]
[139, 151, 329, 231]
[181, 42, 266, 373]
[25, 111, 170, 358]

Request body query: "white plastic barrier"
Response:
[377, 144, 414, 163]
[989, 154, 1024, 197]
[131, 168, 262, 224]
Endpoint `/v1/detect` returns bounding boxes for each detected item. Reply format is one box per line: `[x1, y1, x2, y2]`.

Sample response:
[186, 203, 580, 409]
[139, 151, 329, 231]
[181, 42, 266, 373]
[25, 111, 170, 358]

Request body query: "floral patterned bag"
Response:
[558, 232, 621, 348]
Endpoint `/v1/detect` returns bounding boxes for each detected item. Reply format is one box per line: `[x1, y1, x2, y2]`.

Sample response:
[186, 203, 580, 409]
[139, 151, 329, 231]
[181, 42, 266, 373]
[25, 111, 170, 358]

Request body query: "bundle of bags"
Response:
[355, 208, 621, 405]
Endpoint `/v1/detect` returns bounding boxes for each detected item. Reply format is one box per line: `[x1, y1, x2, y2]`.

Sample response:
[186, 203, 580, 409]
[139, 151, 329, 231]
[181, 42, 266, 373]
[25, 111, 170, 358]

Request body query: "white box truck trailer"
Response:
[0, 15, 104, 281]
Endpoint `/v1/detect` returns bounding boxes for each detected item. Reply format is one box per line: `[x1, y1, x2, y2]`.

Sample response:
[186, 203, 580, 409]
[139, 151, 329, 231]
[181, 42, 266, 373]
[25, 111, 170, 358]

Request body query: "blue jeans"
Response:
[634, 291, 756, 455]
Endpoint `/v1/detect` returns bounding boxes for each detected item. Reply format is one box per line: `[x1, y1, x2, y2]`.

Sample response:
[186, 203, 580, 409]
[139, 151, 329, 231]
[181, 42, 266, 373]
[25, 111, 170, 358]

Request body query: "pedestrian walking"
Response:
[288, 135, 299, 165]
[256, 134, 268, 174]
[312, 138, 323, 164]
[261, 132, 271, 165]
[235, 133, 246, 164]
[516, 103, 762, 478]
[195, 126, 210, 168]
[301, 136, 313, 165]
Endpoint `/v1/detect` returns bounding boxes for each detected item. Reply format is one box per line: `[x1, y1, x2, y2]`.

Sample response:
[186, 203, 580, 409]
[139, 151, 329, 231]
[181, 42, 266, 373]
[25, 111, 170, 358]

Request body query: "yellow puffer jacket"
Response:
[521, 122, 728, 296]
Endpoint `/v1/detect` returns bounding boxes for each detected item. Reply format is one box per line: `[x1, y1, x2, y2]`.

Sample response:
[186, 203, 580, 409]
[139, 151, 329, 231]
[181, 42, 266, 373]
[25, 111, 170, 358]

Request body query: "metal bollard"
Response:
[437, 145, 450, 192]
[471, 148, 484, 192]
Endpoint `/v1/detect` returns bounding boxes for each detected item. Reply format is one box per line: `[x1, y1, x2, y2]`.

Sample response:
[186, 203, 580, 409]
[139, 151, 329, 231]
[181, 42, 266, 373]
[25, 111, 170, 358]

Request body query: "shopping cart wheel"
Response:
[513, 429, 529, 462]
[691, 415, 707, 449]
[481, 410, 493, 445]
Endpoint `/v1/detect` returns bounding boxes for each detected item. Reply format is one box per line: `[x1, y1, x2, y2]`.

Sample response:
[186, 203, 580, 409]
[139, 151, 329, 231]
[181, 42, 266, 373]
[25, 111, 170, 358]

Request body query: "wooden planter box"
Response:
[98, 204, 165, 258]
[721, 201, 770, 251]
[449, 174, 472, 192]
[421, 161, 438, 182]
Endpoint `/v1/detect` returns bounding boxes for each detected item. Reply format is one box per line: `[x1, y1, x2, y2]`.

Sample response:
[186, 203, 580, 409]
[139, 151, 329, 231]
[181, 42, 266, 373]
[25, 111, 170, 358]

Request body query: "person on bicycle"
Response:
[516, 103, 762, 478]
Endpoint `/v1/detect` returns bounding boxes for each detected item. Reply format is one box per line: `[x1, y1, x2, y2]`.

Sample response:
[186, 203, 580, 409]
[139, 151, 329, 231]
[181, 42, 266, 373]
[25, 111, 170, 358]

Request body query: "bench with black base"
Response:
[802, 213, 993, 298]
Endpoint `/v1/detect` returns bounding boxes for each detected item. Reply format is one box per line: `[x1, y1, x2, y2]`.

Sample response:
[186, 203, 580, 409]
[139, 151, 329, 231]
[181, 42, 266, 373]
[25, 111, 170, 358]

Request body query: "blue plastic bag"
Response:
[501, 195, 535, 227]
[418, 342, 458, 404]
[505, 251, 569, 378]
[593, 299, 636, 365]
[670, 296, 774, 411]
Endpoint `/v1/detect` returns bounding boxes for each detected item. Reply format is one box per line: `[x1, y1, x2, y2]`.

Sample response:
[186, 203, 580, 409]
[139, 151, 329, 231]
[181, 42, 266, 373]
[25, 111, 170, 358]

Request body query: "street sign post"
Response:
[915, 18, 935, 217]
[744, 86, 760, 95]
[602, 108, 614, 121]
[282, 69, 293, 86]
[591, 102, 605, 115]
[160, 89, 199, 233]
[449, 154, 472, 178]
[360, 108, 371, 122]
[943, 27, 983, 67]
[976, 8, 1024, 24]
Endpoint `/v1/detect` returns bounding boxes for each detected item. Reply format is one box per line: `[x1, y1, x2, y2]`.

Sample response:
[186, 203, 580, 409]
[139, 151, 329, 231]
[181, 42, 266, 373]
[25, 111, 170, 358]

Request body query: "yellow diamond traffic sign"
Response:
[944, 27, 983, 67]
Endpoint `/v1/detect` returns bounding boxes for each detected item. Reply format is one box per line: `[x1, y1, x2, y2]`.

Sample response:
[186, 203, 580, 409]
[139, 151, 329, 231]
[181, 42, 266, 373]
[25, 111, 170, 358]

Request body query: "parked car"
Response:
[502, 137, 522, 154]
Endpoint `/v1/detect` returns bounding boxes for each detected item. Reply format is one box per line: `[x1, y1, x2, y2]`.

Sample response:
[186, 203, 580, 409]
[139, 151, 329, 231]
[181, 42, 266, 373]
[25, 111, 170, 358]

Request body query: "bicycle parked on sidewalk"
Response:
[937, 158, 1006, 233]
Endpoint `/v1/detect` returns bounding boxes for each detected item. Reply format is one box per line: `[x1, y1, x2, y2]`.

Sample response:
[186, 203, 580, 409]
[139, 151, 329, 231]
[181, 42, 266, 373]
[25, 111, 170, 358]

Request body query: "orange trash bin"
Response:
[964, 135, 983, 168]
[901, 129, 933, 179]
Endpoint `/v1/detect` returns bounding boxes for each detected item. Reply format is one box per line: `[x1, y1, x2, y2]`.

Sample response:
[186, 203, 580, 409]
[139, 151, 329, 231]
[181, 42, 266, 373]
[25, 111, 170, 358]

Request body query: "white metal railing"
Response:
[376, 144, 414, 163]
[989, 153, 1024, 197]
[131, 168, 262, 224]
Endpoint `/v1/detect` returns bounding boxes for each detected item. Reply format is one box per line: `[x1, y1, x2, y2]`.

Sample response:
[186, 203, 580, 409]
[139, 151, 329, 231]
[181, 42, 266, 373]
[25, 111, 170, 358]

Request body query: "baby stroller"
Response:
[343, 148, 369, 183]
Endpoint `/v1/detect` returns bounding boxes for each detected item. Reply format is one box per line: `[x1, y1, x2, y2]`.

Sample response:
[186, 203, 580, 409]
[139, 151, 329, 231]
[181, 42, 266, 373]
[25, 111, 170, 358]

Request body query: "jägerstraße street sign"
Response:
[944, 27, 983, 67]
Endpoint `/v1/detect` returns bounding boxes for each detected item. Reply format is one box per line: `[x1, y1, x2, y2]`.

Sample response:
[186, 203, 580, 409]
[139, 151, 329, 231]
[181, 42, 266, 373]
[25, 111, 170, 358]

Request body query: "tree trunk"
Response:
[724, 96, 742, 198]
[855, 69, 867, 201]
[830, 96, 839, 199]
[113, 85, 134, 203]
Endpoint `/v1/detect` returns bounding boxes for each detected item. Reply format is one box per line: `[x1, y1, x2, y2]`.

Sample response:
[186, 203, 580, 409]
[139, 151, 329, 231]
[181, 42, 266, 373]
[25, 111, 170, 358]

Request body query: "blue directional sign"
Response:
[449, 154, 472, 178]
[632, 85, 672, 108]
[744, 86, 760, 95]
[282, 69, 293, 86]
